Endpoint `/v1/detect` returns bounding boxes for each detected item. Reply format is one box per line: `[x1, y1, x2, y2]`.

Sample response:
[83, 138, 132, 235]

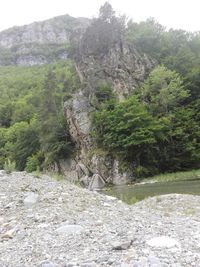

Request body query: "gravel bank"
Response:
[1, 171, 200, 267]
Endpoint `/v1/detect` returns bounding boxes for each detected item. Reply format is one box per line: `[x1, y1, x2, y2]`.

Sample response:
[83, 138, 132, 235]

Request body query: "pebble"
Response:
[55, 224, 84, 234]
[146, 236, 180, 248]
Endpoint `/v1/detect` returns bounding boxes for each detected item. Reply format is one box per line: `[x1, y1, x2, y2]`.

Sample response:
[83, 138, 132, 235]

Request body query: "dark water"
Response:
[103, 179, 200, 204]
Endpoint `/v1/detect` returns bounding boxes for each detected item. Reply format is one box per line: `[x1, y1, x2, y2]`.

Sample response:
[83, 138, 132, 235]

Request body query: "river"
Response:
[103, 179, 200, 204]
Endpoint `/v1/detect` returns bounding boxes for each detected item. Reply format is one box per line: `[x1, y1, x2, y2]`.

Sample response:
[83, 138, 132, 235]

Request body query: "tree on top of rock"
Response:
[80, 2, 126, 56]
[99, 2, 115, 22]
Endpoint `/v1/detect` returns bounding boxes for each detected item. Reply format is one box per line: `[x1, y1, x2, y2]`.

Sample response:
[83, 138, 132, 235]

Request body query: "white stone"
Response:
[146, 236, 180, 248]
[56, 224, 83, 234]
[105, 195, 117, 201]
[24, 192, 39, 207]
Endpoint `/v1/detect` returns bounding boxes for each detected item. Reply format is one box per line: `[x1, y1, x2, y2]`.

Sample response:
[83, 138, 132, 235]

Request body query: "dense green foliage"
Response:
[126, 18, 200, 99]
[0, 61, 79, 171]
[93, 67, 200, 177]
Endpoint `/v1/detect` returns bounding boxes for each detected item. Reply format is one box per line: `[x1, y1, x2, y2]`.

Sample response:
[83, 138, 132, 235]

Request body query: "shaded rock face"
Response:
[64, 91, 94, 148]
[77, 42, 154, 99]
[64, 42, 155, 187]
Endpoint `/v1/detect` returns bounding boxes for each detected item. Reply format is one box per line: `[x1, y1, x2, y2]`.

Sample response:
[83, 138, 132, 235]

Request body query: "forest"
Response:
[0, 62, 79, 172]
[0, 3, 200, 178]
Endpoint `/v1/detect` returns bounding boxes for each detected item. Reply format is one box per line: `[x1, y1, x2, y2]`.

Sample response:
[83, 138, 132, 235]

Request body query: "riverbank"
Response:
[140, 168, 200, 184]
[1, 171, 200, 266]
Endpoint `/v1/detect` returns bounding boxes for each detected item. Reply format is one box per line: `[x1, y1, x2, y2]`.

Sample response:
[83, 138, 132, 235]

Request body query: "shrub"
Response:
[4, 159, 16, 174]
[25, 155, 40, 173]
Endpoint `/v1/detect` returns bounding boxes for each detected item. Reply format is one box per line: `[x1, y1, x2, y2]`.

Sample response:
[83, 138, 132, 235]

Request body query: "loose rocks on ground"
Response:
[1, 172, 200, 266]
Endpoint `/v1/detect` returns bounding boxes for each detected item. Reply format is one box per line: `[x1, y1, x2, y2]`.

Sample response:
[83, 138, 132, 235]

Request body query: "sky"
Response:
[0, 0, 199, 32]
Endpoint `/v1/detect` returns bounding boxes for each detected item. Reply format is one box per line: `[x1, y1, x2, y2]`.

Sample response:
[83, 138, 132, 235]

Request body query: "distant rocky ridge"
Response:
[0, 15, 90, 66]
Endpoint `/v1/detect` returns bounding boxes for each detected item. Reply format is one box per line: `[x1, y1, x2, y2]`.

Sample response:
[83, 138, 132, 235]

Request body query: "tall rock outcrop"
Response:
[64, 41, 155, 187]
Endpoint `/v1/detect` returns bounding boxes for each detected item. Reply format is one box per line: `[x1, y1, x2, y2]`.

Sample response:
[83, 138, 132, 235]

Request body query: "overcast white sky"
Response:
[0, 0, 199, 32]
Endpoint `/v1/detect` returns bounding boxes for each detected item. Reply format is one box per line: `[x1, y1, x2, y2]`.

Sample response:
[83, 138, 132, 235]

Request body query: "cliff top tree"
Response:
[80, 2, 125, 56]
[99, 2, 115, 22]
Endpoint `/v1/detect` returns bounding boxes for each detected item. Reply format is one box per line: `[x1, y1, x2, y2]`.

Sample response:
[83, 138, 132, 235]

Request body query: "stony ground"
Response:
[1, 171, 200, 267]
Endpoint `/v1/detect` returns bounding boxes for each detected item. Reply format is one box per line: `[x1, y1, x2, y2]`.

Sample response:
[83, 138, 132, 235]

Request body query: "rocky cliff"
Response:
[63, 41, 155, 188]
[0, 15, 89, 66]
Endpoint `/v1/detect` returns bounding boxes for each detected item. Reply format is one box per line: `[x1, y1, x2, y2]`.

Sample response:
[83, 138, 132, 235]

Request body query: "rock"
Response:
[1, 228, 16, 239]
[148, 256, 162, 266]
[112, 159, 132, 185]
[88, 174, 105, 190]
[146, 236, 180, 248]
[24, 192, 39, 207]
[80, 176, 90, 187]
[0, 170, 6, 176]
[38, 261, 55, 267]
[63, 39, 154, 186]
[55, 224, 84, 235]
[0, 16, 90, 66]
[77, 163, 90, 177]
[112, 240, 133, 250]
[105, 195, 117, 201]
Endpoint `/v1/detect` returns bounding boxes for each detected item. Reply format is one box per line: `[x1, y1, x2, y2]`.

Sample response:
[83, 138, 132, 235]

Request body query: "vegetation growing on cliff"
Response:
[92, 66, 200, 177]
[90, 3, 200, 178]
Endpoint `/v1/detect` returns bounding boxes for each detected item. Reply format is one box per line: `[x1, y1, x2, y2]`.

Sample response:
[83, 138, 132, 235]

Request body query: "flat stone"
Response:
[105, 195, 117, 201]
[112, 240, 133, 250]
[146, 236, 180, 248]
[56, 224, 84, 235]
[2, 228, 16, 239]
[24, 192, 39, 207]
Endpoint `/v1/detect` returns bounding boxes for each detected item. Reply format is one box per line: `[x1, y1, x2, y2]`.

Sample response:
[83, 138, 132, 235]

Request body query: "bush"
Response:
[25, 155, 40, 173]
[4, 159, 16, 174]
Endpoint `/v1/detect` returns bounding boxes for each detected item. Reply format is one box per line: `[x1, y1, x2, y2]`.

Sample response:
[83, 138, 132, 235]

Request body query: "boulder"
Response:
[24, 192, 39, 207]
[88, 174, 105, 190]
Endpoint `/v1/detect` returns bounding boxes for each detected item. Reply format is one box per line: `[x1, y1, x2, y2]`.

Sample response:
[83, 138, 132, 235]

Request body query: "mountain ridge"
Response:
[0, 14, 90, 66]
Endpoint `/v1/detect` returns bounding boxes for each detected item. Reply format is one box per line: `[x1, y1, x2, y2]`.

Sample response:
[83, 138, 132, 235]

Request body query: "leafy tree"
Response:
[93, 96, 164, 169]
[135, 66, 189, 115]
[126, 18, 165, 58]
[4, 120, 40, 170]
[38, 69, 73, 168]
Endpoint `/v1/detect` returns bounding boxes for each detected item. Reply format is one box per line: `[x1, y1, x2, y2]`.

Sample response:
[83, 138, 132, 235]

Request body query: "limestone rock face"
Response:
[64, 41, 155, 187]
[77, 42, 154, 99]
[0, 15, 90, 66]
[64, 91, 94, 148]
